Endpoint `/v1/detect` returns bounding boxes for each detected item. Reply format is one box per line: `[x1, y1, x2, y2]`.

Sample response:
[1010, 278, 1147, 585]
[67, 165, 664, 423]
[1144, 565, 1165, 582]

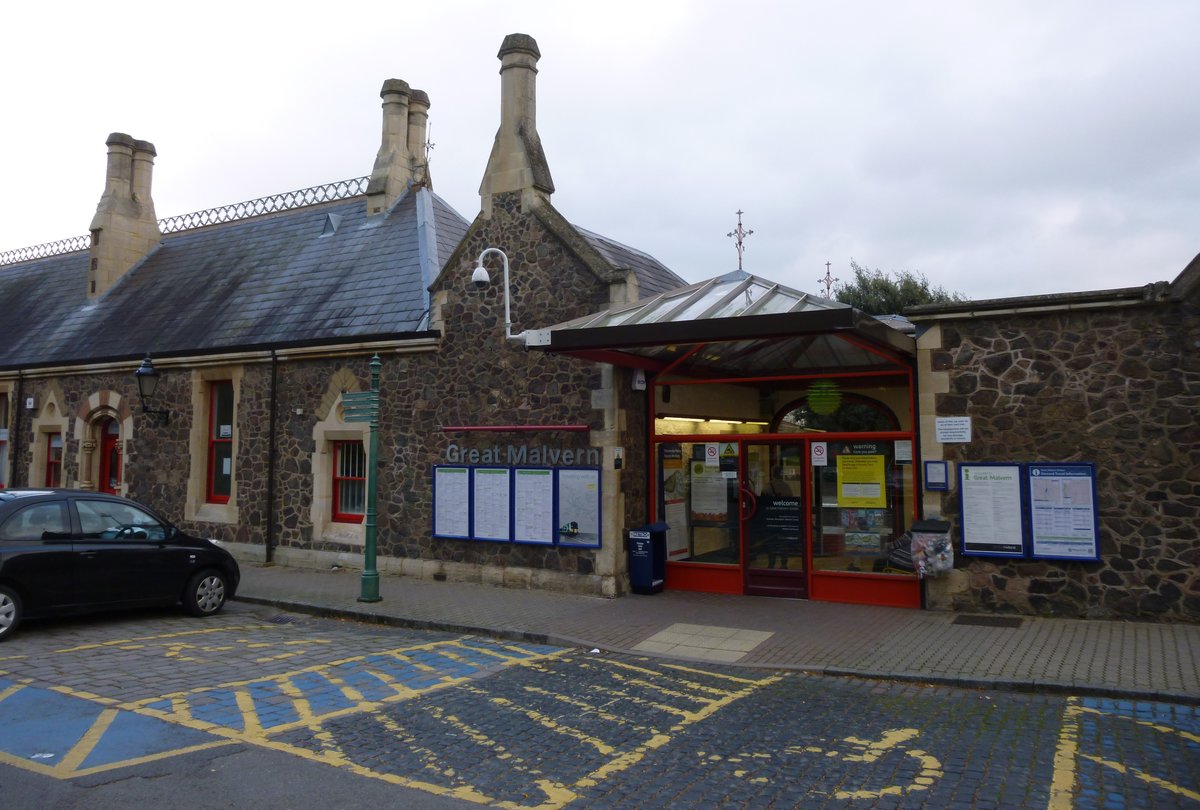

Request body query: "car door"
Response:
[71, 497, 189, 606]
[0, 499, 76, 611]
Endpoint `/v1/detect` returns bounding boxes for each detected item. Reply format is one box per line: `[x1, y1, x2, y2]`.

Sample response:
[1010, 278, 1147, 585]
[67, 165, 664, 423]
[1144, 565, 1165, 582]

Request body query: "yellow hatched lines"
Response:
[328, 654, 782, 808]
[50, 624, 268, 654]
[1048, 697, 1200, 808]
[0, 679, 235, 779]
[125, 638, 567, 741]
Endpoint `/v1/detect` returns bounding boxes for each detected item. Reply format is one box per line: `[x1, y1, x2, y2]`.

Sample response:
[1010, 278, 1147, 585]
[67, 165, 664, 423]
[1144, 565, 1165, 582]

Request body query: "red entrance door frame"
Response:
[98, 418, 121, 494]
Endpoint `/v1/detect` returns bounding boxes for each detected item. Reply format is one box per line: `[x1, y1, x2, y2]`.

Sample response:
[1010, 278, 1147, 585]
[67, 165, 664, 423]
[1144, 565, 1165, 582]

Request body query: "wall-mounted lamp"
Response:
[470, 247, 551, 347]
[133, 354, 170, 424]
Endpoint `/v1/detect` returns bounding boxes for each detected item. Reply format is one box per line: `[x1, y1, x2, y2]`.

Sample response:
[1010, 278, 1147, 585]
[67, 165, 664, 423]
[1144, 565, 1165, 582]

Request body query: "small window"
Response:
[207, 382, 234, 503]
[0, 501, 69, 541]
[332, 441, 366, 523]
[45, 432, 63, 487]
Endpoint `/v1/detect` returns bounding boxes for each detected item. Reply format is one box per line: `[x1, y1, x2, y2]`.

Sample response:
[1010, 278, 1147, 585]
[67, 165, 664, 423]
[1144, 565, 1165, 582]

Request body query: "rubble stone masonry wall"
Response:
[920, 295, 1199, 620]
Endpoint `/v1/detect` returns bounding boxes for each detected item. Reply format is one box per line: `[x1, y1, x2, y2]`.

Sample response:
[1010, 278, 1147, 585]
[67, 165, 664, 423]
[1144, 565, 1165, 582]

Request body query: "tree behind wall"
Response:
[834, 260, 964, 315]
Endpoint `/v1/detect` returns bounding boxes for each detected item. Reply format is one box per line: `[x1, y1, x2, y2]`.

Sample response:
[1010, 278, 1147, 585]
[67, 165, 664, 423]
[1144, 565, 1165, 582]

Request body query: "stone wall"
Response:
[917, 292, 1199, 620]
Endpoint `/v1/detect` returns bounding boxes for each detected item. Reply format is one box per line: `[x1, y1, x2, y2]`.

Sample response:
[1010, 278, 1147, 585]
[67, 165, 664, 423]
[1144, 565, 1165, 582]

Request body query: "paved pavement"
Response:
[233, 564, 1200, 704]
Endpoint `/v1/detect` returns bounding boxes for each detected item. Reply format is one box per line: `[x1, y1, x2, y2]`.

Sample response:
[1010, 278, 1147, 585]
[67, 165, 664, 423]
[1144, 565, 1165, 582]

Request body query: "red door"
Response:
[98, 418, 121, 494]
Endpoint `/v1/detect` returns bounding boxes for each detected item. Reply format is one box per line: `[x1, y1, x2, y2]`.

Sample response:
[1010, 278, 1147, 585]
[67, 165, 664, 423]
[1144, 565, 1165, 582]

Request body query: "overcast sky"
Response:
[3, 1, 1197, 300]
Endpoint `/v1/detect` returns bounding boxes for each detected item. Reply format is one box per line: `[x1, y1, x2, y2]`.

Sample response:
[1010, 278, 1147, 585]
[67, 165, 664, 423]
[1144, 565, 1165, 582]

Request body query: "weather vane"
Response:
[819, 260, 838, 297]
[727, 210, 754, 272]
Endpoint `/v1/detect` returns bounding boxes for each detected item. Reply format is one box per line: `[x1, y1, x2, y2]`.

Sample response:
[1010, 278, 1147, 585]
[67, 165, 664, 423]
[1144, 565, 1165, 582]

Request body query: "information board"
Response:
[958, 463, 1025, 556]
[513, 468, 554, 544]
[1028, 463, 1100, 561]
[472, 467, 511, 542]
[432, 466, 470, 539]
[556, 468, 601, 548]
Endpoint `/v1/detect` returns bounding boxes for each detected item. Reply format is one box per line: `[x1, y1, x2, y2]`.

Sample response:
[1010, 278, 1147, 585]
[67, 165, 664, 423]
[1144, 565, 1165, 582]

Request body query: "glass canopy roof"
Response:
[534, 271, 915, 379]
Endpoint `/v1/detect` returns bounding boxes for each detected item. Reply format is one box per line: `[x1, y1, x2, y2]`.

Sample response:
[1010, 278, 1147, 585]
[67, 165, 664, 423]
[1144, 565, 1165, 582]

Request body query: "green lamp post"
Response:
[343, 354, 382, 602]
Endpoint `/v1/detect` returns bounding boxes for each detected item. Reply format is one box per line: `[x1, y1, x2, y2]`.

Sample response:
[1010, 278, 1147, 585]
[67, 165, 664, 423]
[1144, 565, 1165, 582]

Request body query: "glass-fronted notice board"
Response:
[432, 465, 601, 548]
[958, 463, 1025, 556]
[1027, 463, 1099, 561]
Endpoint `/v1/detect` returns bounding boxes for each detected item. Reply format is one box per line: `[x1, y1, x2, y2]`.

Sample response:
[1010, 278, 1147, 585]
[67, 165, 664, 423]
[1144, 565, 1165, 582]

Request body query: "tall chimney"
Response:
[88, 133, 161, 299]
[479, 33, 555, 216]
[407, 89, 431, 188]
[366, 79, 413, 215]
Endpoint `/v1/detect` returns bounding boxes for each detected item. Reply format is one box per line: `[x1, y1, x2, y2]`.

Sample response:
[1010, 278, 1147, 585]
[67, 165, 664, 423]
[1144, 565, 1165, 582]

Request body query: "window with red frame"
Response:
[0, 393, 8, 488]
[45, 432, 63, 487]
[333, 441, 366, 523]
[207, 381, 234, 503]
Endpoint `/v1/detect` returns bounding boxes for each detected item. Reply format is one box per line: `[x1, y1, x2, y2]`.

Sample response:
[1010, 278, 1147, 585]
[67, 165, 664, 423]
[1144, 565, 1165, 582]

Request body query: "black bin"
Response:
[628, 521, 668, 595]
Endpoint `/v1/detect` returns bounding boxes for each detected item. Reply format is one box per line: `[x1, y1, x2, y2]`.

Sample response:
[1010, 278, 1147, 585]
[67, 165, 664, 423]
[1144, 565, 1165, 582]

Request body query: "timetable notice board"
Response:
[1027, 463, 1099, 561]
[432, 465, 601, 548]
[958, 463, 1025, 557]
[956, 462, 1101, 560]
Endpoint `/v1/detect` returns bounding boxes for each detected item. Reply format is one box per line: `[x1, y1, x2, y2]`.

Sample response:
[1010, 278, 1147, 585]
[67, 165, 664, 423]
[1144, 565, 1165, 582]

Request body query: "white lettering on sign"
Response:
[445, 443, 601, 467]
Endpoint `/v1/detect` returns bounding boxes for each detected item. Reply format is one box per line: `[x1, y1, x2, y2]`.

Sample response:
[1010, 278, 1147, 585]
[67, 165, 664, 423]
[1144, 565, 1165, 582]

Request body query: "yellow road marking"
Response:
[1079, 753, 1200, 802]
[1074, 705, 1200, 744]
[56, 708, 119, 773]
[0, 680, 29, 704]
[53, 624, 267, 653]
[482, 691, 616, 755]
[1048, 697, 1080, 810]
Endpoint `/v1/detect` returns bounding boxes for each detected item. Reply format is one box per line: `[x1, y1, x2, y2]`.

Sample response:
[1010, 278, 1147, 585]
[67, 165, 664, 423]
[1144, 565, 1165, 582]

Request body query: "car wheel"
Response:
[0, 585, 23, 641]
[183, 570, 228, 617]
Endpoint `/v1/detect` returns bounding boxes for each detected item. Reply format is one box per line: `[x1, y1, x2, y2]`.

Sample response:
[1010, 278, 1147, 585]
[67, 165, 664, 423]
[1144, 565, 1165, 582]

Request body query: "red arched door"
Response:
[98, 418, 121, 494]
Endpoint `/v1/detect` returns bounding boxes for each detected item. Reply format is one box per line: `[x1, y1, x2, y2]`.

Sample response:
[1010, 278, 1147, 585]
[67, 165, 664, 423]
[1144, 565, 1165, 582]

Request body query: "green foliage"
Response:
[833, 260, 964, 315]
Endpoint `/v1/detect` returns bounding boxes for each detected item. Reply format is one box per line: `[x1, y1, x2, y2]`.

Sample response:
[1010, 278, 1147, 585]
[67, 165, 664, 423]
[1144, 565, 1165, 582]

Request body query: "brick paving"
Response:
[234, 564, 1200, 704]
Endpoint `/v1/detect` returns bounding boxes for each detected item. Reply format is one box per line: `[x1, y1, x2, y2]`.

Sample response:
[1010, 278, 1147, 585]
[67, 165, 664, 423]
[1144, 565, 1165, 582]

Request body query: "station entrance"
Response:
[539, 272, 923, 608]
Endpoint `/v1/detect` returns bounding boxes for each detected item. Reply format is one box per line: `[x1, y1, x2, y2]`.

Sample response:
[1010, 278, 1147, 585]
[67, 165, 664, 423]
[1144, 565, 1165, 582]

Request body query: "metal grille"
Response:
[0, 176, 369, 267]
[159, 176, 368, 233]
[0, 235, 91, 265]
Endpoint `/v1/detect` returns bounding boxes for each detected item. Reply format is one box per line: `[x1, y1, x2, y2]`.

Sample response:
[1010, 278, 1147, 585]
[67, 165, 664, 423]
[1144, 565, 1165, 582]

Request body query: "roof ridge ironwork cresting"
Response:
[0, 176, 370, 267]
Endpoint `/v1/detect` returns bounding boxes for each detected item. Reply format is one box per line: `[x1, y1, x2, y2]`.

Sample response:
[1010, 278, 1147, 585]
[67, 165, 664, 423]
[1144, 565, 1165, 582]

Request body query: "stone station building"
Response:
[0, 34, 1196, 620]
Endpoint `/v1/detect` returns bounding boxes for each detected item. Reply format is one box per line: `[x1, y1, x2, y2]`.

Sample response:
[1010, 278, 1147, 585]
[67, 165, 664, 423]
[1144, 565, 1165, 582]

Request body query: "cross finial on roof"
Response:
[727, 210, 754, 272]
[819, 260, 838, 297]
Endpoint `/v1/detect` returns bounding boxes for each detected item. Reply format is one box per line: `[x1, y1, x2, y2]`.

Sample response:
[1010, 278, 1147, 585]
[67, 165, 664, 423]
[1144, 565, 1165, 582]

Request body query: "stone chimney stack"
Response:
[367, 79, 421, 215]
[479, 33, 555, 216]
[407, 89, 432, 188]
[88, 133, 161, 299]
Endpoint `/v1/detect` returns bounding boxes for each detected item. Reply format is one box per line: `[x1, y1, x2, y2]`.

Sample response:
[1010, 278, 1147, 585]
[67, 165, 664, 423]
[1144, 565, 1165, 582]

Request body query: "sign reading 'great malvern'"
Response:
[445, 442, 601, 467]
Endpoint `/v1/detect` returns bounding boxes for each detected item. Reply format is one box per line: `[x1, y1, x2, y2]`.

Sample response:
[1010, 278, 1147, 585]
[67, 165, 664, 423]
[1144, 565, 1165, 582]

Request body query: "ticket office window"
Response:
[812, 441, 913, 575]
[657, 442, 740, 566]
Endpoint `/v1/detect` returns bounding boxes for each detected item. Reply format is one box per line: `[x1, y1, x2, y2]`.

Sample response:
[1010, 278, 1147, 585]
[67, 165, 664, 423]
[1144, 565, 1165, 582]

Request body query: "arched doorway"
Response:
[97, 417, 121, 494]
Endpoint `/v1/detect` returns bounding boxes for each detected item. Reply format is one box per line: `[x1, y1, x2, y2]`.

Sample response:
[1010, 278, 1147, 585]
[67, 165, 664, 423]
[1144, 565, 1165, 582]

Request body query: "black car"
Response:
[0, 489, 240, 640]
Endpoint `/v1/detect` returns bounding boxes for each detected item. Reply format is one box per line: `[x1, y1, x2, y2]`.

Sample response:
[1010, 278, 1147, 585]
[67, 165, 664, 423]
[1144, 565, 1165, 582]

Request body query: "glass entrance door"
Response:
[742, 443, 807, 598]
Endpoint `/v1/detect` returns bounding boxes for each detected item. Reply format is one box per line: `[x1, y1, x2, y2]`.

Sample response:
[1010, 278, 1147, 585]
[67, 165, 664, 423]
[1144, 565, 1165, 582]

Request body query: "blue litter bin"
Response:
[629, 521, 668, 595]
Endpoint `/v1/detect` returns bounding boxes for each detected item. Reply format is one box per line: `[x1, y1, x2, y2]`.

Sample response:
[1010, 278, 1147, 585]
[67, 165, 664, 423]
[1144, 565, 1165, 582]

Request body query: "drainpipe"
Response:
[12, 373, 24, 487]
[266, 351, 278, 563]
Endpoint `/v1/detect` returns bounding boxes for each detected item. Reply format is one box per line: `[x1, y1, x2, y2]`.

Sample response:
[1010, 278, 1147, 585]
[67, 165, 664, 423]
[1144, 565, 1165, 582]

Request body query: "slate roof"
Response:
[575, 226, 686, 297]
[0, 188, 469, 369]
